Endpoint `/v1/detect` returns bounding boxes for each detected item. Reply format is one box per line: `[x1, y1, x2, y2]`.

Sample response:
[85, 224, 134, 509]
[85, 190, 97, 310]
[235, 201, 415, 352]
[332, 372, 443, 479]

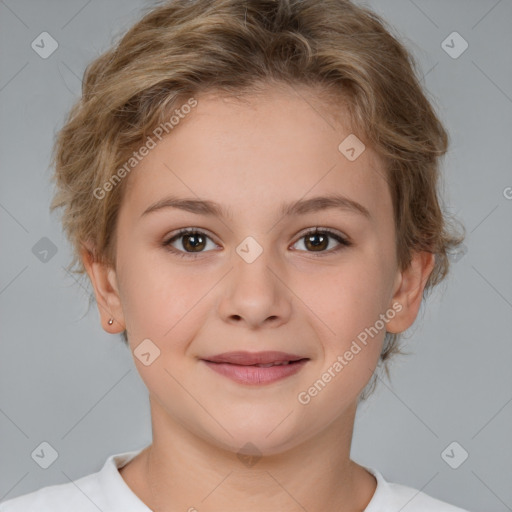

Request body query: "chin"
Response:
[201, 421, 309, 460]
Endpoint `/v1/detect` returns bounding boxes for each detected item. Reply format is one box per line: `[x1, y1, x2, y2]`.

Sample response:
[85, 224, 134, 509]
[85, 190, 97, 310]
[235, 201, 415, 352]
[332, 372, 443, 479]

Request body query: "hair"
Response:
[50, 0, 465, 401]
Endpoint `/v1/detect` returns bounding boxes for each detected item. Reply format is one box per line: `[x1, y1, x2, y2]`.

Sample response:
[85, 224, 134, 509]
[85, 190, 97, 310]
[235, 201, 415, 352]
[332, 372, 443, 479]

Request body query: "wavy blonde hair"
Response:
[50, 0, 465, 400]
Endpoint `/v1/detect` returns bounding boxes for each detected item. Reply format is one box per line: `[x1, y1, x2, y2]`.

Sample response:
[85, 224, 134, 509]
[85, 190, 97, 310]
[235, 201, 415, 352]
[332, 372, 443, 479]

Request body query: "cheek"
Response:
[299, 253, 392, 371]
[298, 266, 388, 406]
[118, 246, 217, 349]
[116, 245, 181, 338]
[306, 257, 390, 327]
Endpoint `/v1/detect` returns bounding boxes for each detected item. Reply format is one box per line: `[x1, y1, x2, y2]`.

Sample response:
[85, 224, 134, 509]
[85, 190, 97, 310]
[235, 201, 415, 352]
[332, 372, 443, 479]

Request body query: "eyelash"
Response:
[162, 227, 352, 259]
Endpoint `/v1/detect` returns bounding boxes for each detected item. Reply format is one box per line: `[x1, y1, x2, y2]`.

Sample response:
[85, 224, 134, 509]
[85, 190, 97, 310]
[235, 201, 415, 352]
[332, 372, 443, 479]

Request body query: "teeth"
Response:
[255, 361, 290, 367]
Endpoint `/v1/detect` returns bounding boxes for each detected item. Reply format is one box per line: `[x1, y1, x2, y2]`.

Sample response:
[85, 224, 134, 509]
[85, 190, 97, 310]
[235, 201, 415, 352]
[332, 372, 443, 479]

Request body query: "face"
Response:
[87, 85, 431, 457]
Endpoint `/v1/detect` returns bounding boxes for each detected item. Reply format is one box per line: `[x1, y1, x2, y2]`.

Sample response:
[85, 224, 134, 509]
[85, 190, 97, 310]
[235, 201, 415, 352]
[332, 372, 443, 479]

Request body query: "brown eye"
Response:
[163, 228, 218, 257]
[181, 232, 206, 252]
[304, 232, 329, 251]
[292, 228, 351, 255]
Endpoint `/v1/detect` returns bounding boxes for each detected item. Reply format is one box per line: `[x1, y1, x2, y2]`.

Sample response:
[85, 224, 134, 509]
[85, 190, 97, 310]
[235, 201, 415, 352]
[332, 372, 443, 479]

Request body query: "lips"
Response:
[202, 351, 308, 366]
[201, 351, 310, 385]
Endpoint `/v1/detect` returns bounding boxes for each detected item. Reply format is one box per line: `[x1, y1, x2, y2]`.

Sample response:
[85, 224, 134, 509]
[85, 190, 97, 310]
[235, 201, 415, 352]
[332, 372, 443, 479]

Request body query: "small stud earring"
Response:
[108, 318, 114, 325]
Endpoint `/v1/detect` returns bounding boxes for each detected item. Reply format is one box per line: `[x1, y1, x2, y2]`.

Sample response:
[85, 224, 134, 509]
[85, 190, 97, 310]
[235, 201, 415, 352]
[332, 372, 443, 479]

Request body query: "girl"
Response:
[1, 0, 469, 510]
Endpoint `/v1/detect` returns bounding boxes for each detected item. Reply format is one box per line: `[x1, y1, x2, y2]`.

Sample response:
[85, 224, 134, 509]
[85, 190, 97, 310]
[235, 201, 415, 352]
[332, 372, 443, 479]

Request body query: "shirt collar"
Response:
[98, 448, 150, 511]
[100, 449, 390, 512]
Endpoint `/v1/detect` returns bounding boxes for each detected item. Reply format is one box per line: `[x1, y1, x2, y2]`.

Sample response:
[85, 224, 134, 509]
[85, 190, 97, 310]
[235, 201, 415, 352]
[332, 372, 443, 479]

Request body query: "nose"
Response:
[217, 246, 292, 330]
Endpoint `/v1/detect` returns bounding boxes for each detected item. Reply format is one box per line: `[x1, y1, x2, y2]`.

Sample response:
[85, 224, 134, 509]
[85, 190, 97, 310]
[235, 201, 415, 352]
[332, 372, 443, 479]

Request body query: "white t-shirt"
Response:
[0, 449, 470, 511]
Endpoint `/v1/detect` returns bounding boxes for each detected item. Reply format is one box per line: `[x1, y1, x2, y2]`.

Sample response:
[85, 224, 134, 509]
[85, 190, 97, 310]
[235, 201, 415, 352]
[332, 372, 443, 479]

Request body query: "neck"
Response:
[122, 397, 376, 512]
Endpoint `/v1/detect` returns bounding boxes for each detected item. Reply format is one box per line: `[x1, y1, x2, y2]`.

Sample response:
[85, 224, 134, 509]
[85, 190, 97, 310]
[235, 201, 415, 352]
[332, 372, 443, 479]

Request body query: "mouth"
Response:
[200, 351, 310, 385]
[202, 350, 308, 366]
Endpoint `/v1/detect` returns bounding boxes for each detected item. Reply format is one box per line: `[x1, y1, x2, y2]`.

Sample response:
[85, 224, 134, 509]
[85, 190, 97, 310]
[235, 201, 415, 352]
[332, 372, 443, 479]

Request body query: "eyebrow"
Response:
[140, 193, 371, 220]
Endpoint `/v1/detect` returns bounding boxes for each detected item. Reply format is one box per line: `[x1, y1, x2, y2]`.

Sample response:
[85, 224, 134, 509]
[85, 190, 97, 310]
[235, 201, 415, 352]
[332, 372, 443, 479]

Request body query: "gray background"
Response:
[0, 0, 511, 510]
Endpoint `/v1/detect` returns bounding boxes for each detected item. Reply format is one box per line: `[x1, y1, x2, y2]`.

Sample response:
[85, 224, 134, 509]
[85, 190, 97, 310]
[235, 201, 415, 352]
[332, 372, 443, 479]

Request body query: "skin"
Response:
[82, 83, 434, 512]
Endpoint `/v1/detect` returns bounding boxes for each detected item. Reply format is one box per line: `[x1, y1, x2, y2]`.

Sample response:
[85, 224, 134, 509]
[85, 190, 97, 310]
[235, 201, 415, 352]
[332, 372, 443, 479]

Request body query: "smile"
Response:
[201, 358, 309, 385]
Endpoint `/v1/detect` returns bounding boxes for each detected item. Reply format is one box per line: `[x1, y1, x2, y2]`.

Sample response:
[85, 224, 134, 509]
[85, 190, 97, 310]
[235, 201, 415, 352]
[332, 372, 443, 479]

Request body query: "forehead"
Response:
[121, 86, 391, 225]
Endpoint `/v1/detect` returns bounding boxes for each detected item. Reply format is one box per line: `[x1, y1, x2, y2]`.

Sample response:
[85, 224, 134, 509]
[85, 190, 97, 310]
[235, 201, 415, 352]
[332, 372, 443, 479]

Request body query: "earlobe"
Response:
[385, 251, 435, 334]
[80, 245, 126, 333]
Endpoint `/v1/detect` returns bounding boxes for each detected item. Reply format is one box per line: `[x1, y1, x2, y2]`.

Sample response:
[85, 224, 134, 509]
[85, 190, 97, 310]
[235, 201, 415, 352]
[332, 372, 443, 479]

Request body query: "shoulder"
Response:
[0, 472, 104, 512]
[364, 466, 471, 512]
[0, 449, 147, 512]
[386, 481, 470, 511]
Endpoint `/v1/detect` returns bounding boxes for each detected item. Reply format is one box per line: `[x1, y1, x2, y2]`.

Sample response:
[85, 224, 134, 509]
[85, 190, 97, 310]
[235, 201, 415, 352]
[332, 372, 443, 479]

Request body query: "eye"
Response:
[291, 227, 352, 256]
[162, 228, 219, 258]
[162, 226, 352, 259]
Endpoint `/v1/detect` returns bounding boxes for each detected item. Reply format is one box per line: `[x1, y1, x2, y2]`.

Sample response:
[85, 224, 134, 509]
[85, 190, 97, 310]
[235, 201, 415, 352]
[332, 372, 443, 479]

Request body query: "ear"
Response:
[385, 251, 435, 334]
[80, 243, 126, 333]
